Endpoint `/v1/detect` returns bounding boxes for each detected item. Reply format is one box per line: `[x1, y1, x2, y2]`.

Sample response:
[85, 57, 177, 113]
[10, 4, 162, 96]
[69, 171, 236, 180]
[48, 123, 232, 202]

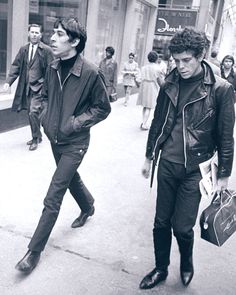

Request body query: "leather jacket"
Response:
[146, 61, 235, 184]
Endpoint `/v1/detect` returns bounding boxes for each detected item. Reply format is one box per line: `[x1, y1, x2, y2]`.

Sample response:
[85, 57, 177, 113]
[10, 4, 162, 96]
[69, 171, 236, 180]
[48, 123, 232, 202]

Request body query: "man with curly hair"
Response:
[139, 28, 235, 289]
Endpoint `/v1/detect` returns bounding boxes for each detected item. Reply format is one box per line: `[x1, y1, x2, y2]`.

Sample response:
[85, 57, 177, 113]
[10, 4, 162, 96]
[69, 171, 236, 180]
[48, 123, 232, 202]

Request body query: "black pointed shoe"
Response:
[181, 270, 194, 286]
[27, 138, 42, 145]
[15, 250, 41, 273]
[71, 206, 95, 228]
[139, 268, 168, 289]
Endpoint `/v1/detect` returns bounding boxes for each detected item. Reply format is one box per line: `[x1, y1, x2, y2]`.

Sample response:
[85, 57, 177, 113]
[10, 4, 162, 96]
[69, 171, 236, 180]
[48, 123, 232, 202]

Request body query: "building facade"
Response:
[153, 0, 230, 60]
[0, 0, 158, 88]
[0, 0, 158, 131]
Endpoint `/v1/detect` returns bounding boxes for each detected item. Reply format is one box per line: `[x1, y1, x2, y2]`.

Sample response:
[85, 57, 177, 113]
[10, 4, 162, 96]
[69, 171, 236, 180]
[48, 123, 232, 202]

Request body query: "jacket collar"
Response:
[27, 41, 43, 50]
[51, 54, 84, 77]
[164, 60, 215, 107]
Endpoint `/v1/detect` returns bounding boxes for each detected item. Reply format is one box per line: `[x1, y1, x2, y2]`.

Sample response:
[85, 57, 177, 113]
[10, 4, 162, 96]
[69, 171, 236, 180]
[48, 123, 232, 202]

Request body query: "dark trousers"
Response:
[28, 143, 94, 252]
[153, 158, 202, 270]
[28, 90, 42, 139]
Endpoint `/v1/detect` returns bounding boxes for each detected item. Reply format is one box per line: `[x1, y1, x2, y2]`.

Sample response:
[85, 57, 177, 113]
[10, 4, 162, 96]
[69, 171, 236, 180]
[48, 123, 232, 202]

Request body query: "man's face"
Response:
[172, 51, 203, 79]
[223, 58, 234, 70]
[50, 24, 78, 59]
[105, 51, 112, 59]
[28, 26, 42, 44]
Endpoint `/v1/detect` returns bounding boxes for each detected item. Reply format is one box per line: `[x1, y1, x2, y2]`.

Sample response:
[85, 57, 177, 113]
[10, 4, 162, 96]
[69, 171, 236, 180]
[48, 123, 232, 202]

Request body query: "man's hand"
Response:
[141, 158, 152, 179]
[216, 177, 229, 193]
[3, 83, 9, 92]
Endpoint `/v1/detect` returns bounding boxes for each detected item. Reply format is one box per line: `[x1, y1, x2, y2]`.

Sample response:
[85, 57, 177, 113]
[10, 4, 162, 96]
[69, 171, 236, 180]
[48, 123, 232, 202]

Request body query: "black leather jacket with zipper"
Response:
[146, 61, 235, 184]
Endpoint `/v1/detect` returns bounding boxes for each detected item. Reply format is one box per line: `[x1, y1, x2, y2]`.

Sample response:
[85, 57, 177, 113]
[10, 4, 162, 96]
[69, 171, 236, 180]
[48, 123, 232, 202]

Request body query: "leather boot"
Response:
[153, 227, 172, 270]
[176, 236, 194, 286]
[71, 205, 95, 228]
[139, 227, 172, 289]
[139, 268, 168, 289]
[15, 250, 41, 273]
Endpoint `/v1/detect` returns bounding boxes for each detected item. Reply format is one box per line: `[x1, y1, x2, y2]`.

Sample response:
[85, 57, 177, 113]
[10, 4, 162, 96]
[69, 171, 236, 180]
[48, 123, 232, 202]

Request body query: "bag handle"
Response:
[212, 189, 231, 204]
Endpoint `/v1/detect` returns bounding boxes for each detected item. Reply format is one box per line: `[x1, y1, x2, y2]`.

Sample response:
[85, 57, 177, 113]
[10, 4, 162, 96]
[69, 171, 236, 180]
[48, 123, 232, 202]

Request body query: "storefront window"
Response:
[29, 0, 88, 45]
[132, 1, 150, 66]
[0, 0, 8, 84]
[95, 0, 127, 65]
[159, 0, 193, 9]
[153, 35, 172, 60]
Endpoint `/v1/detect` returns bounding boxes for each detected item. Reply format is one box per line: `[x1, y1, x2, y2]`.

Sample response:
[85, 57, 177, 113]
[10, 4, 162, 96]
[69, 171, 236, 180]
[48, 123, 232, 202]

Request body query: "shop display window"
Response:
[94, 0, 127, 65]
[29, 0, 88, 45]
[132, 0, 151, 66]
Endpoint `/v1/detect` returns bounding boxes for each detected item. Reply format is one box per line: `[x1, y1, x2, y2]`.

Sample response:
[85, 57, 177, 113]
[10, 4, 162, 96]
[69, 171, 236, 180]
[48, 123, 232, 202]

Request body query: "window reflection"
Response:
[95, 0, 127, 65]
[29, 0, 88, 45]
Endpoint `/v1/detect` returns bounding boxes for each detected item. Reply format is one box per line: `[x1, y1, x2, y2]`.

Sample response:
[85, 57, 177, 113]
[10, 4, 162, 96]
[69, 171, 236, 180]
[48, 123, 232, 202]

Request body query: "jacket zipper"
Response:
[152, 101, 171, 162]
[182, 94, 207, 167]
[54, 71, 71, 143]
[193, 109, 214, 129]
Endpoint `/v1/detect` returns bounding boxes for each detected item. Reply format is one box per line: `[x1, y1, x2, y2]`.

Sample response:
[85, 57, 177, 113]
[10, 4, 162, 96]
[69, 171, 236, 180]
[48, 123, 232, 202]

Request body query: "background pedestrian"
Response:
[3, 24, 53, 151]
[136, 51, 163, 130]
[99, 46, 118, 103]
[121, 52, 139, 106]
[220, 55, 236, 99]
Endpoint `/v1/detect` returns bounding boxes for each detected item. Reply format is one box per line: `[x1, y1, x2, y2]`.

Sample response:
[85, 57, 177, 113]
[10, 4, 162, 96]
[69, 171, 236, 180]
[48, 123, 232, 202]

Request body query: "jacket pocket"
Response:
[193, 109, 215, 129]
[60, 116, 75, 136]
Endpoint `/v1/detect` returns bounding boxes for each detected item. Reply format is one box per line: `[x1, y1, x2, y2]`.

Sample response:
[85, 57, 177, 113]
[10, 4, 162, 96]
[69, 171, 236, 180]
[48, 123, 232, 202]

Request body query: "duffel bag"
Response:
[200, 189, 236, 246]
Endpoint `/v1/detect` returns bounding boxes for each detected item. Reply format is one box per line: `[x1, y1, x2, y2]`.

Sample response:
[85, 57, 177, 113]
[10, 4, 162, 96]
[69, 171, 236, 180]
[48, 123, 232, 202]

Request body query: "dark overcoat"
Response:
[6, 41, 53, 111]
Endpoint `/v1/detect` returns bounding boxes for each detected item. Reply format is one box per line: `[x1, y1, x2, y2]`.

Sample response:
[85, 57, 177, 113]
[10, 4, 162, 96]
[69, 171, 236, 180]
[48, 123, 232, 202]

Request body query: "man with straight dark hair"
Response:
[99, 46, 118, 102]
[15, 17, 111, 274]
[139, 28, 235, 290]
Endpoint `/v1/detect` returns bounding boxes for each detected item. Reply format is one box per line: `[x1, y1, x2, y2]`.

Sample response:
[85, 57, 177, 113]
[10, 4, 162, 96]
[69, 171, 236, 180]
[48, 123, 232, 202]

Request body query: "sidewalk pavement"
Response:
[0, 94, 236, 295]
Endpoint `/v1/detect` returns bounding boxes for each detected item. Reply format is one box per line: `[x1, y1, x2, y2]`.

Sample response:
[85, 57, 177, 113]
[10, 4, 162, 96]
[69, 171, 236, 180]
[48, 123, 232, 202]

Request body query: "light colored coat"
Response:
[137, 62, 162, 109]
[121, 60, 139, 87]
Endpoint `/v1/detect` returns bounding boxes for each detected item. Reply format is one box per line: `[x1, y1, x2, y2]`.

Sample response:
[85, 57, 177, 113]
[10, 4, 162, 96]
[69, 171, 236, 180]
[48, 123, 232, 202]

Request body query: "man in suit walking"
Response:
[3, 24, 54, 151]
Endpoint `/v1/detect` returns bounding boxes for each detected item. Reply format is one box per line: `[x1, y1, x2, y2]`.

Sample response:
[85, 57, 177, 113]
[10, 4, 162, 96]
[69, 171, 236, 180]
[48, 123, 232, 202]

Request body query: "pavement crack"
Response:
[0, 225, 137, 277]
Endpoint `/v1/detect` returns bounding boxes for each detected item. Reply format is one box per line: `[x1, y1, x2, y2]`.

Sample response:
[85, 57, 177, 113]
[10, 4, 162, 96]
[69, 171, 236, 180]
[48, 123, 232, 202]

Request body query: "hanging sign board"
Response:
[155, 9, 198, 35]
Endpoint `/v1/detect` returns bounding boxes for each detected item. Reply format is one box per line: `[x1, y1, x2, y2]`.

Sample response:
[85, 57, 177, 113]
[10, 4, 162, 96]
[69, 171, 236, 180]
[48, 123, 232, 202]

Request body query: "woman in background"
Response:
[137, 51, 163, 130]
[121, 52, 139, 106]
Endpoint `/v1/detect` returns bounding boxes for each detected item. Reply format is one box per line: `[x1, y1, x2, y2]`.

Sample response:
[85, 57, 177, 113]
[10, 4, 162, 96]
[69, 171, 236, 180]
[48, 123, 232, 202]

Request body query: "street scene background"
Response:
[0, 94, 236, 295]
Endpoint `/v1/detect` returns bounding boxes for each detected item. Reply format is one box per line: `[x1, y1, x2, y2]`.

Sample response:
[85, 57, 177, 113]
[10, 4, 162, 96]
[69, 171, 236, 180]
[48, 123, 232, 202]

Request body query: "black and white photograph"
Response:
[0, 0, 236, 294]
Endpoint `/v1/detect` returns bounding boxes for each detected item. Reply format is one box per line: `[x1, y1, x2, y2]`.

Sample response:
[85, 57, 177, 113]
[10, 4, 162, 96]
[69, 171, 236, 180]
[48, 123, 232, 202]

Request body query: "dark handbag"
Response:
[109, 86, 117, 102]
[200, 190, 236, 246]
[134, 77, 141, 88]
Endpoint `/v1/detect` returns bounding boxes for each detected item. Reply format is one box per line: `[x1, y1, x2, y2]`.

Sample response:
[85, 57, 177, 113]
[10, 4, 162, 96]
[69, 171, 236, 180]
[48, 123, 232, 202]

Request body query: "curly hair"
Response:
[168, 28, 210, 58]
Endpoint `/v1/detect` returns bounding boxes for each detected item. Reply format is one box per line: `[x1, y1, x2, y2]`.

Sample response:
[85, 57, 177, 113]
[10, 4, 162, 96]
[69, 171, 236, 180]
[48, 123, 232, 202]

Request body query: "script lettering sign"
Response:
[155, 9, 198, 36]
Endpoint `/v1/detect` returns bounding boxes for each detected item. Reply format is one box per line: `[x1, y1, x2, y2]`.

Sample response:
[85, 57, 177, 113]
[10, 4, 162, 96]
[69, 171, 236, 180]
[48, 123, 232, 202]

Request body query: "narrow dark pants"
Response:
[28, 90, 42, 140]
[153, 158, 202, 271]
[28, 143, 94, 252]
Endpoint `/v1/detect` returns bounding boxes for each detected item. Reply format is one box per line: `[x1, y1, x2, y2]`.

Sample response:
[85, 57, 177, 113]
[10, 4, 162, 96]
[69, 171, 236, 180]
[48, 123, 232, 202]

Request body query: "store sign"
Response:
[155, 9, 198, 35]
